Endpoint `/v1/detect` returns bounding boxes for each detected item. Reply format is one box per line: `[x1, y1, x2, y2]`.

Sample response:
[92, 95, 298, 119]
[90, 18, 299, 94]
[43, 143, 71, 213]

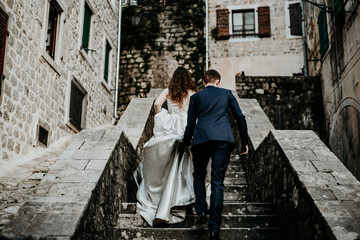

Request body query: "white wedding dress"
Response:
[134, 88, 210, 226]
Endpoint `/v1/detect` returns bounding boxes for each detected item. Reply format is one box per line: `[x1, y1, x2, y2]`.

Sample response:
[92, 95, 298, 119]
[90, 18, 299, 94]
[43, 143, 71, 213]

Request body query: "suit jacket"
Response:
[183, 86, 248, 147]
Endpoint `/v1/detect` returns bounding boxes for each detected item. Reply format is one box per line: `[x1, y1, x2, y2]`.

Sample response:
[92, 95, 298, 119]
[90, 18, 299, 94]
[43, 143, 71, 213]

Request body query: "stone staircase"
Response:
[115, 152, 280, 239]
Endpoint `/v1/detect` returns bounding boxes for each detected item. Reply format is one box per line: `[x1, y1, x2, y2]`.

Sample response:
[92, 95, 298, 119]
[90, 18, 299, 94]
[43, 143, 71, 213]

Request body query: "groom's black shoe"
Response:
[209, 232, 221, 240]
[196, 212, 207, 224]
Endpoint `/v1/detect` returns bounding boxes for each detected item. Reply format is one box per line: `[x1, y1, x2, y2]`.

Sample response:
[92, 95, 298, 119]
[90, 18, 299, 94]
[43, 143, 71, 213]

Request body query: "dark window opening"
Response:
[232, 9, 256, 38]
[104, 42, 111, 83]
[289, 2, 302, 36]
[38, 126, 49, 146]
[0, 8, 8, 97]
[46, 1, 62, 59]
[69, 81, 86, 130]
[82, 3, 92, 52]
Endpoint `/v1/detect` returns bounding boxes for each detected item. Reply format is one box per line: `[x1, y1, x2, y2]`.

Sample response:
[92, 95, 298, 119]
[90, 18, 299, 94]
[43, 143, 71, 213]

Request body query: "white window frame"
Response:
[285, 1, 303, 39]
[101, 33, 116, 94]
[40, 0, 67, 76]
[78, 0, 96, 68]
[227, 4, 260, 43]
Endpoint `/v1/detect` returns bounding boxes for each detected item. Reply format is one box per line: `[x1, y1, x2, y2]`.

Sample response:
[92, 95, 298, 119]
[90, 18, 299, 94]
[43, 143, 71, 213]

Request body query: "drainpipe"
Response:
[114, 0, 122, 120]
[205, 0, 209, 71]
[301, 0, 309, 77]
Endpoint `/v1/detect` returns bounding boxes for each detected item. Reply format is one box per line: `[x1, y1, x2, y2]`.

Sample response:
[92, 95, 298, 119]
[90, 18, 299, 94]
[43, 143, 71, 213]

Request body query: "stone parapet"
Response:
[0, 97, 155, 239]
[233, 95, 360, 240]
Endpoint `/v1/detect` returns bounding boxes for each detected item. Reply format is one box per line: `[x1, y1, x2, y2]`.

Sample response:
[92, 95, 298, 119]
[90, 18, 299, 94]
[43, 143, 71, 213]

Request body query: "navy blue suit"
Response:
[183, 86, 248, 234]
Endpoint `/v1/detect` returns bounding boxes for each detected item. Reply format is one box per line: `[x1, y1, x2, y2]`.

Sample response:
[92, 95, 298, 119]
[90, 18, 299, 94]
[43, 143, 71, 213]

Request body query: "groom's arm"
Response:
[183, 96, 197, 146]
[229, 91, 248, 147]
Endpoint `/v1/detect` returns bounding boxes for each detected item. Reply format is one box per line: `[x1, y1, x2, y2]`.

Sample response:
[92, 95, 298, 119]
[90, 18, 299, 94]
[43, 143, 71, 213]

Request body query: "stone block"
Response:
[50, 160, 89, 171]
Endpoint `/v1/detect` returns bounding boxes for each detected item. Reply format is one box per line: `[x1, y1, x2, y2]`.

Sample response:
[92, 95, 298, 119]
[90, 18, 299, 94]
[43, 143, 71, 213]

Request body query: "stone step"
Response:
[227, 165, 243, 172]
[228, 160, 242, 168]
[118, 214, 279, 228]
[121, 202, 274, 215]
[224, 185, 247, 201]
[224, 177, 247, 185]
[225, 171, 245, 178]
[115, 227, 280, 240]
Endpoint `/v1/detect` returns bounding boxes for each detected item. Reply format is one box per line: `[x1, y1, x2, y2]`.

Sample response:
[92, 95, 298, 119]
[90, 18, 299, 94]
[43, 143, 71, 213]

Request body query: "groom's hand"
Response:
[240, 145, 248, 155]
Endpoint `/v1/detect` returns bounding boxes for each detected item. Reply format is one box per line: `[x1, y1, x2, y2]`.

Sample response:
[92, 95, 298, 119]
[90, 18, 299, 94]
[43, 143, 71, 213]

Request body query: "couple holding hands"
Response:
[134, 67, 248, 240]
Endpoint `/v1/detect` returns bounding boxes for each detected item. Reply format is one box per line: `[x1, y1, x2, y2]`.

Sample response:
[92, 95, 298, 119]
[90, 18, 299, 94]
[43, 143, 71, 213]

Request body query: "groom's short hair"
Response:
[203, 69, 221, 84]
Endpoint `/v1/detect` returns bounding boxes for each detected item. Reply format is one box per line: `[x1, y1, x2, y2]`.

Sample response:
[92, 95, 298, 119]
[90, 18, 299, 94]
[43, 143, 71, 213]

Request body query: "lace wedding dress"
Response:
[134, 88, 210, 226]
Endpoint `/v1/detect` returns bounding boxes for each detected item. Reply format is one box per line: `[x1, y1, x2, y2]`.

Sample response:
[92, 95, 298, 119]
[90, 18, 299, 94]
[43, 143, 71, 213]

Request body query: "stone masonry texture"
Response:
[0, 0, 119, 162]
[236, 75, 327, 144]
[118, 1, 205, 114]
[303, 0, 360, 180]
[0, 95, 156, 239]
[208, 0, 305, 89]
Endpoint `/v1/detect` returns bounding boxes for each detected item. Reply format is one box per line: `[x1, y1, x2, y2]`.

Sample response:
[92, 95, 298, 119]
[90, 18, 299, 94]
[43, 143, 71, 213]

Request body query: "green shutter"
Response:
[104, 43, 111, 83]
[82, 4, 92, 52]
[334, 0, 344, 26]
[318, 9, 329, 58]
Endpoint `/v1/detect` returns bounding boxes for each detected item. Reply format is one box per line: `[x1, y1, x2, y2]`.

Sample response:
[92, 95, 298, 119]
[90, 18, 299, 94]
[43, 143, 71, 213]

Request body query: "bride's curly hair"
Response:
[168, 67, 198, 108]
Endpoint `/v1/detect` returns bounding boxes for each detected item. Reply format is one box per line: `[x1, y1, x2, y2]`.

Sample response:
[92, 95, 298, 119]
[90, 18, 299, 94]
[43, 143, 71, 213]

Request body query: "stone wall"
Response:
[0, 95, 156, 239]
[209, 0, 304, 90]
[231, 94, 360, 240]
[303, 0, 360, 180]
[0, 0, 118, 161]
[117, 1, 205, 113]
[236, 75, 327, 143]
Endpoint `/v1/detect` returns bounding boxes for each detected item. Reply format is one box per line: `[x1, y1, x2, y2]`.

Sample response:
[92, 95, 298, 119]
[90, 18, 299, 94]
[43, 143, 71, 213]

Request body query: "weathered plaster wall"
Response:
[0, 0, 118, 162]
[209, 0, 304, 90]
[304, 0, 360, 180]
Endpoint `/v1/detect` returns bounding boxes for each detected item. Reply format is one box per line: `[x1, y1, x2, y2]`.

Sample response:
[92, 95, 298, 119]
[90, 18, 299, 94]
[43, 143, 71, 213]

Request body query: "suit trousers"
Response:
[191, 140, 235, 233]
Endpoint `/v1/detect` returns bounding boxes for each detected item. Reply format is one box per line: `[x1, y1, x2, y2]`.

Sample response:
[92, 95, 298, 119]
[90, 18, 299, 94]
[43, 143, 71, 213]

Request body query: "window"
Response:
[38, 126, 49, 146]
[334, 0, 345, 26]
[232, 10, 255, 38]
[104, 41, 112, 83]
[82, 3, 92, 53]
[46, 1, 63, 59]
[69, 80, 87, 130]
[289, 3, 302, 36]
[216, 6, 270, 41]
[318, 9, 329, 58]
[0, 8, 8, 98]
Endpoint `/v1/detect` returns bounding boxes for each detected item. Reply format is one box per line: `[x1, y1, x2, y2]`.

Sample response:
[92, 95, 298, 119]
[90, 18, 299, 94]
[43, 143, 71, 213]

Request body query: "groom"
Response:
[183, 69, 248, 240]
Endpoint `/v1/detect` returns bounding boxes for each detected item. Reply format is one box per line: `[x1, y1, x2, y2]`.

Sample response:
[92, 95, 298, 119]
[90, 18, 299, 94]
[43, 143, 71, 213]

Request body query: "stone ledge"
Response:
[234, 94, 360, 240]
[0, 97, 156, 239]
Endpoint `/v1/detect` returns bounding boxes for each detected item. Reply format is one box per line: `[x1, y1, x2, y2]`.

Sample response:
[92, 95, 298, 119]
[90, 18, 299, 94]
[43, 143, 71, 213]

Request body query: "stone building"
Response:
[303, 0, 360, 180]
[117, 0, 205, 113]
[209, 0, 305, 89]
[0, 0, 119, 161]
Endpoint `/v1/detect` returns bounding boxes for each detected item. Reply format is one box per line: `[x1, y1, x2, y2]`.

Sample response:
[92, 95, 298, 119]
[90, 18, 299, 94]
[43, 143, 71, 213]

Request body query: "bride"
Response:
[134, 67, 209, 226]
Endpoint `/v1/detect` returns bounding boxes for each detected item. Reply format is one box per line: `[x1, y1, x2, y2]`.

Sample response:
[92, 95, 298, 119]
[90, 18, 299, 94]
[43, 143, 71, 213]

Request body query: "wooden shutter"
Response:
[216, 9, 230, 40]
[258, 6, 271, 38]
[318, 9, 329, 58]
[0, 8, 8, 96]
[104, 42, 111, 83]
[48, 12, 58, 58]
[289, 3, 302, 36]
[82, 3, 92, 52]
[69, 81, 85, 130]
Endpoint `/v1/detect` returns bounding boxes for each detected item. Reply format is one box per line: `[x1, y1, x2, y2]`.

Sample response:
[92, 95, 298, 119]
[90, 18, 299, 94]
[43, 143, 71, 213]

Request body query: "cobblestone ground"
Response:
[0, 137, 73, 231]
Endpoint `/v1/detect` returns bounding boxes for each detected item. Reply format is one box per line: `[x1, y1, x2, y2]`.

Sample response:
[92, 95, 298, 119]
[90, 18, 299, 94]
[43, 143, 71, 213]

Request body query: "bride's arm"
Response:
[154, 89, 167, 113]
